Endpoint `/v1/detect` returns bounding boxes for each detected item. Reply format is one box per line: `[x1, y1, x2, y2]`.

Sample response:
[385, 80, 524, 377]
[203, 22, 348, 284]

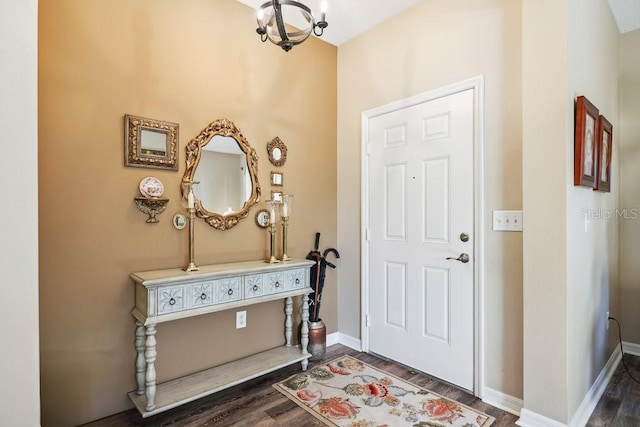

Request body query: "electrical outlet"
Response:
[236, 310, 247, 329]
[606, 311, 610, 330]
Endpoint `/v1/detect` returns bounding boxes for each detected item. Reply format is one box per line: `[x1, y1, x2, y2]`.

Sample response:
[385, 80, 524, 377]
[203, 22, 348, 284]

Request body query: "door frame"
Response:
[360, 75, 485, 396]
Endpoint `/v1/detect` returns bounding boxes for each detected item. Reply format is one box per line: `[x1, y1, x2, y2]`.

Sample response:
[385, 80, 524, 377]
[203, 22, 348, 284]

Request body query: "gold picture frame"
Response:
[271, 171, 283, 187]
[267, 136, 287, 167]
[124, 114, 179, 170]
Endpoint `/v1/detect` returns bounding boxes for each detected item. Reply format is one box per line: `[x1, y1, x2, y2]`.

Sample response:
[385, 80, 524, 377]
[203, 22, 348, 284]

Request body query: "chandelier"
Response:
[256, 0, 328, 52]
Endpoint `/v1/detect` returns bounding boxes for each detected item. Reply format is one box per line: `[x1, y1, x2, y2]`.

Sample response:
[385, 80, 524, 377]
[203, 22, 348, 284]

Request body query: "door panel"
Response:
[368, 88, 474, 390]
[384, 163, 407, 240]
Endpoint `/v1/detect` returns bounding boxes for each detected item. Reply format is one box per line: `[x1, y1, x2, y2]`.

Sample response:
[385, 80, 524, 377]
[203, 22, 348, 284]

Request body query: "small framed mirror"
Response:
[124, 114, 179, 170]
[271, 171, 283, 187]
[271, 190, 283, 203]
[182, 119, 261, 230]
[267, 136, 287, 167]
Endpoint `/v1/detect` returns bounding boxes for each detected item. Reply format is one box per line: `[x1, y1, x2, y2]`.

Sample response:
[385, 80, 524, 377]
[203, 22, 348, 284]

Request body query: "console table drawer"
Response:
[215, 278, 241, 304]
[284, 268, 305, 290]
[245, 272, 286, 299]
[158, 285, 186, 315]
[189, 282, 215, 308]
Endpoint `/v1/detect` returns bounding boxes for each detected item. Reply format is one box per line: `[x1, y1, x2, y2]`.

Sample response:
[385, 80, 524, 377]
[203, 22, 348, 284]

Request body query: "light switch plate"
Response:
[493, 210, 523, 231]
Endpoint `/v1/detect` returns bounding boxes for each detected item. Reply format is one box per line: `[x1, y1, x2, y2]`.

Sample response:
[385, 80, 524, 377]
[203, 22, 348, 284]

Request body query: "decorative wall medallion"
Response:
[172, 212, 187, 230]
[255, 209, 270, 228]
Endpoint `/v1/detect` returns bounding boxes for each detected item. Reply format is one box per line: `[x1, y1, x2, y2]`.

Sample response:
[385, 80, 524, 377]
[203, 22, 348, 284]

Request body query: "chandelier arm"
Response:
[272, 0, 290, 43]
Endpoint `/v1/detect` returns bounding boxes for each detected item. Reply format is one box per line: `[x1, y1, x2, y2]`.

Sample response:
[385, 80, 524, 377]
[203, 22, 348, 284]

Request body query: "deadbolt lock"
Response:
[460, 232, 469, 242]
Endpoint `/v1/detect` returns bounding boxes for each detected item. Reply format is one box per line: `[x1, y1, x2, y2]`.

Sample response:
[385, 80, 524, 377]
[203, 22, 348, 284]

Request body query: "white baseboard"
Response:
[326, 332, 340, 347]
[326, 332, 362, 351]
[482, 387, 523, 416]
[569, 345, 621, 426]
[517, 408, 567, 427]
[516, 345, 622, 427]
[622, 341, 640, 356]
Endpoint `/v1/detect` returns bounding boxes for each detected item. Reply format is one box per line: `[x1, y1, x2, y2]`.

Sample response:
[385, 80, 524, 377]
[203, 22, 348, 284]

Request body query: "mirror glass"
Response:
[140, 129, 168, 156]
[194, 136, 252, 215]
[183, 119, 261, 230]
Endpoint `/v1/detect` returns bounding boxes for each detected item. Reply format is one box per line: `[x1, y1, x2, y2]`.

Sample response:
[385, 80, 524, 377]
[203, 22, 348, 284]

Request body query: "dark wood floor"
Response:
[587, 353, 640, 426]
[81, 344, 519, 427]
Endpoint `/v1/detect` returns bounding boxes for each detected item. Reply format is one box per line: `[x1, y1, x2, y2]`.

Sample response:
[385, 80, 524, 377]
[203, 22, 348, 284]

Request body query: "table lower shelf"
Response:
[128, 345, 311, 418]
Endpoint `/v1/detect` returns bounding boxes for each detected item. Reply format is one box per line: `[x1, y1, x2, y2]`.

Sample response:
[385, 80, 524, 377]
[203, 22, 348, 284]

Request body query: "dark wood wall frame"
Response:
[574, 96, 599, 188]
[595, 115, 613, 192]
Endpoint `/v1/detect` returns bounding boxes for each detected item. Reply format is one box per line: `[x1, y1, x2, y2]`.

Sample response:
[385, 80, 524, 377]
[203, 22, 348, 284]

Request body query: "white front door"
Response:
[367, 88, 475, 390]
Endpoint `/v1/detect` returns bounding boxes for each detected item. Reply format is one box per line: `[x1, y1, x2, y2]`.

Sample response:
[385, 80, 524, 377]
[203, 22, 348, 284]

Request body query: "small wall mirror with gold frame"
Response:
[182, 119, 261, 230]
[124, 114, 179, 170]
[271, 171, 283, 187]
[267, 136, 287, 167]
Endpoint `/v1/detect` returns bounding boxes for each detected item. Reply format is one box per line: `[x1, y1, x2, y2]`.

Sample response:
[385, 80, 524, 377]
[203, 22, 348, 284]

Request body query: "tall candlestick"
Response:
[280, 194, 293, 261]
[182, 207, 199, 272]
[182, 181, 199, 272]
[265, 200, 280, 264]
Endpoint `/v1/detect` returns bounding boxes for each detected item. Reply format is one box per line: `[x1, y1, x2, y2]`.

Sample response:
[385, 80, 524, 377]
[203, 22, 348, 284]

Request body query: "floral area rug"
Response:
[273, 356, 494, 427]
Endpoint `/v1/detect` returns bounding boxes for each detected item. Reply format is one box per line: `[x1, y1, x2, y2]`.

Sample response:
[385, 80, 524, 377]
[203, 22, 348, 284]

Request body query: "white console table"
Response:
[128, 258, 314, 418]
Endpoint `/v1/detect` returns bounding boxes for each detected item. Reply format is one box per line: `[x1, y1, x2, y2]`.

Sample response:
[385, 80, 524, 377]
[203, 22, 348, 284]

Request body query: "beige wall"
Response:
[566, 0, 620, 420]
[0, 1, 41, 424]
[38, 1, 337, 425]
[337, 0, 523, 398]
[522, 0, 620, 423]
[522, 0, 569, 421]
[619, 29, 640, 345]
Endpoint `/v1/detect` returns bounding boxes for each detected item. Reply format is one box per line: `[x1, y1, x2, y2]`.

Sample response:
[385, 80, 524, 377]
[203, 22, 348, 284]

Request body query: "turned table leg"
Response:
[285, 297, 293, 346]
[301, 294, 309, 371]
[144, 323, 157, 412]
[134, 321, 146, 395]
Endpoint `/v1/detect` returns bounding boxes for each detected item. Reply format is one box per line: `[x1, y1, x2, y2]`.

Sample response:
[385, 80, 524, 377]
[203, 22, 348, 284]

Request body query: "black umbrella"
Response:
[306, 232, 340, 322]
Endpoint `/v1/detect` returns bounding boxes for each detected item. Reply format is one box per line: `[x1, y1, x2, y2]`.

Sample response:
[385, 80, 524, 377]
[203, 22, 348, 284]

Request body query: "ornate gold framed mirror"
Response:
[267, 136, 287, 167]
[124, 114, 179, 170]
[182, 119, 261, 230]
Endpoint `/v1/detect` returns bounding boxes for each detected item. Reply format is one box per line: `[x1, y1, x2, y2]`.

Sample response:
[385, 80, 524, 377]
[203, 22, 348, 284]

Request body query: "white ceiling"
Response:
[608, 0, 640, 33]
[237, 0, 640, 47]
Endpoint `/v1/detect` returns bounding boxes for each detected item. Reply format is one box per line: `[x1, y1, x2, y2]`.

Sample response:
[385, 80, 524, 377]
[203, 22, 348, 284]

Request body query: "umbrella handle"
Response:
[314, 232, 321, 251]
[323, 248, 340, 258]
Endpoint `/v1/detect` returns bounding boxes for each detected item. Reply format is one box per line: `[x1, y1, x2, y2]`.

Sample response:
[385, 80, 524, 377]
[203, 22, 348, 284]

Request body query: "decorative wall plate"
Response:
[139, 176, 164, 198]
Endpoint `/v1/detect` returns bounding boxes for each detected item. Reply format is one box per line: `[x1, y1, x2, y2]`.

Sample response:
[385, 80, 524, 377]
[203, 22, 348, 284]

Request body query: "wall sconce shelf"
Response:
[134, 197, 169, 223]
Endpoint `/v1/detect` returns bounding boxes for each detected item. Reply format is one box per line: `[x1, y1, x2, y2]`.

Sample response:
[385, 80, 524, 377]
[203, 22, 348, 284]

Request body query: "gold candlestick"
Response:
[266, 222, 280, 264]
[281, 216, 292, 261]
[183, 207, 199, 272]
[265, 200, 280, 264]
[280, 194, 293, 261]
[182, 181, 200, 272]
